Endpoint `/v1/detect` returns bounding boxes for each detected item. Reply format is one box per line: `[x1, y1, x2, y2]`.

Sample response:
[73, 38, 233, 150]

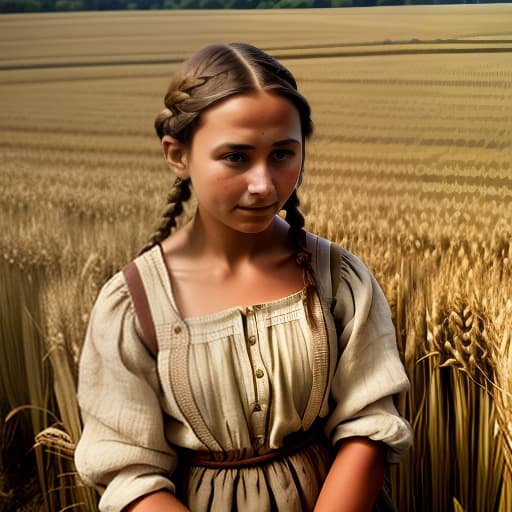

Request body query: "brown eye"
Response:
[271, 149, 294, 162]
[224, 152, 248, 164]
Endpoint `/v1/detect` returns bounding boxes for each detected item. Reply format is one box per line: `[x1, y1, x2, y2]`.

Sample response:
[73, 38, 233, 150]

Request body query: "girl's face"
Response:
[165, 91, 303, 236]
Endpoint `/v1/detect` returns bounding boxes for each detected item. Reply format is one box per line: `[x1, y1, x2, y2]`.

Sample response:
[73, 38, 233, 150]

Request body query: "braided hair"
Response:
[281, 189, 320, 329]
[139, 177, 191, 255]
[144, 43, 322, 327]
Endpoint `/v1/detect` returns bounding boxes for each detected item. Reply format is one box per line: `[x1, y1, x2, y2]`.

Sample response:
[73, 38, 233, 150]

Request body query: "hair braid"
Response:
[282, 190, 320, 329]
[140, 177, 191, 254]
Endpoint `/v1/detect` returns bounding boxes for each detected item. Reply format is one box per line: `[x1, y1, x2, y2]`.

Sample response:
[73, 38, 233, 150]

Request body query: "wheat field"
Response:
[1, 5, 511, 511]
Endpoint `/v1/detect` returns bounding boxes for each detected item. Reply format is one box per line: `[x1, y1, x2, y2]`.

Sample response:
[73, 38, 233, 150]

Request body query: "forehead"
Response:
[197, 91, 302, 136]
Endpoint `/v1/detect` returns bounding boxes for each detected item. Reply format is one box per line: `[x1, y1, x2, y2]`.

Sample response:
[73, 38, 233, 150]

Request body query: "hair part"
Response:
[143, 42, 321, 331]
[146, 43, 314, 246]
[154, 43, 312, 148]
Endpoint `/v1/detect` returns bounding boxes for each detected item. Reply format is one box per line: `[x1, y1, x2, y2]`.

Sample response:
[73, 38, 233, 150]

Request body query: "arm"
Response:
[314, 437, 386, 512]
[75, 273, 180, 510]
[125, 491, 189, 512]
[326, 249, 413, 465]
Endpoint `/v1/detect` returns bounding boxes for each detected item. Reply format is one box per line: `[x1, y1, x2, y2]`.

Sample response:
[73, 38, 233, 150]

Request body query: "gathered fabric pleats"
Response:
[181, 437, 331, 512]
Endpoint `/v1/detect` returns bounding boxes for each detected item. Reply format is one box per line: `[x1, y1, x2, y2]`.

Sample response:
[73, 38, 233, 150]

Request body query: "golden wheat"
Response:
[1, 6, 512, 511]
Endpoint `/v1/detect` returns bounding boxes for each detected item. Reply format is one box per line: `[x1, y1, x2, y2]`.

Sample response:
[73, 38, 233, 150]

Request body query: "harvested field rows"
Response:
[1, 6, 511, 511]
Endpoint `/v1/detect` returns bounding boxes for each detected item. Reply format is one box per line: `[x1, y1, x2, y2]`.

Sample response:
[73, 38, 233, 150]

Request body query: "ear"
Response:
[162, 135, 189, 179]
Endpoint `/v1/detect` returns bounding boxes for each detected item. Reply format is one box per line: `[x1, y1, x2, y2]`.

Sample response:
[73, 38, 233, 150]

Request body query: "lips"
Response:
[237, 203, 276, 212]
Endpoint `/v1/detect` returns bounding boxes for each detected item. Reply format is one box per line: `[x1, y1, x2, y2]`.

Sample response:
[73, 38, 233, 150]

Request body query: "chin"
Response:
[235, 220, 275, 235]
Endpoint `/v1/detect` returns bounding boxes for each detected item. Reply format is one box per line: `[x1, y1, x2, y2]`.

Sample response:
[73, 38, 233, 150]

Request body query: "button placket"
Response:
[244, 307, 269, 446]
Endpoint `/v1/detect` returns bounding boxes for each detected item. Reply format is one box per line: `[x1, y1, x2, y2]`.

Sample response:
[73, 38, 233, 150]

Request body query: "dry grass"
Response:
[1, 5, 511, 511]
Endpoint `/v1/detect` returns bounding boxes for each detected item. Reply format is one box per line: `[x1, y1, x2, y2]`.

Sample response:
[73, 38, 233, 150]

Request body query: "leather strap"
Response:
[123, 237, 343, 360]
[122, 261, 158, 357]
[138, 246, 223, 452]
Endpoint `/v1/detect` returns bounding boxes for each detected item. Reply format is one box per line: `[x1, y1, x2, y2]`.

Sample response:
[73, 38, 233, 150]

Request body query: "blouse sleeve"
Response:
[325, 250, 413, 463]
[74, 272, 178, 511]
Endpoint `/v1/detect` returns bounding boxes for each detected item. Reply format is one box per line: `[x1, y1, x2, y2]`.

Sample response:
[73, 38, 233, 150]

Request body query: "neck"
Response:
[183, 212, 290, 269]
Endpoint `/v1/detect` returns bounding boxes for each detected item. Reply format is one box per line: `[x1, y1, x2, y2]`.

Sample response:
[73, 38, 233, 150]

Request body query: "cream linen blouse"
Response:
[75, 234, 412, 512]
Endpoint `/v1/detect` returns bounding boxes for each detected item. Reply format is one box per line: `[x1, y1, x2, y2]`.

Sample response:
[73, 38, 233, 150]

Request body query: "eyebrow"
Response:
[213, 138, 301, 152]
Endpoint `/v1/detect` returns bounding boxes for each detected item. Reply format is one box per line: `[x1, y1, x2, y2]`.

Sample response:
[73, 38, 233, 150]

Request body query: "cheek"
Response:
[214, 174, 247, 198]
[279, 164, 302, 190]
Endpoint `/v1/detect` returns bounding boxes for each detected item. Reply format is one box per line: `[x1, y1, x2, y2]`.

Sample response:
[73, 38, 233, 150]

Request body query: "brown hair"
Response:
[143, 43, 321, 325]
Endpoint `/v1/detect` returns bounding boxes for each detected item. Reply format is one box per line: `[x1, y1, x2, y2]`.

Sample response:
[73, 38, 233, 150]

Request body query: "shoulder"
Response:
[306, 232, 376, 296]
[90, 246, 168, 336]
[85, 270, 137, 349]
[86, 249, 163, 357]
[307, 232, 391, 328]
[93, 270, 132, 317]
[80, 263, 157, 383]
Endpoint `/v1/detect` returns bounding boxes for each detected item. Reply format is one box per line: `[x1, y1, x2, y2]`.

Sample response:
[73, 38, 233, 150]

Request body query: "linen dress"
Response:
[75, 233, 413, 512]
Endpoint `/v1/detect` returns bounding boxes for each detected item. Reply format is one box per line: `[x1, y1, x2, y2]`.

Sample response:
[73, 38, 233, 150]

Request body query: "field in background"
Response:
[1, 5, 511, 511]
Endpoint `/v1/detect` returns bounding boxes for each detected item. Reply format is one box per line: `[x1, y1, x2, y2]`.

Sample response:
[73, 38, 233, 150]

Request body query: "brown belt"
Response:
[183, 428, 324, 469]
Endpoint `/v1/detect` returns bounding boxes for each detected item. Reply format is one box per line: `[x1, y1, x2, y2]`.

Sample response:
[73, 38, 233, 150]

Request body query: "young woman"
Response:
[75, 43, 412, 512]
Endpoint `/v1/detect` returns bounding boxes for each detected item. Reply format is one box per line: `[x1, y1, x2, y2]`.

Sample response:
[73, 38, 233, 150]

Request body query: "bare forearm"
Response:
[314, 437, 386, 512]
[124, 491, 189, 512]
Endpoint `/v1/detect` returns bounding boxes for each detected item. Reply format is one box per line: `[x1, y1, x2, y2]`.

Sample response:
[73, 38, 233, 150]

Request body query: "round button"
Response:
[253, 404, 261, 412]
[255, 369, 264, 379]
[173, 325, 182, 334]
[248, 336, 256, 345]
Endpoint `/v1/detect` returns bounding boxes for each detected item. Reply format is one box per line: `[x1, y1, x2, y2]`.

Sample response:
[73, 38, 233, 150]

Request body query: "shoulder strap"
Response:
[307, 232, 345, 299]
[122, 261, 158, 357]
[329, 242, 344, 297]
[315, 235, 332, 299]
[125, 248, 224, 451]
[122, 240, 344, 356]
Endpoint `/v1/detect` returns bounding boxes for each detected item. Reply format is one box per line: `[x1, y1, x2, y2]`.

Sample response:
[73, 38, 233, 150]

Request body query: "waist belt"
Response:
[184, 427, 324, 469]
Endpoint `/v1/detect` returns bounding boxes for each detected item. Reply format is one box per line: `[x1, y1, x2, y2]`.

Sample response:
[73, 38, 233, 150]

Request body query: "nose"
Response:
[247, 164, 274, 196]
